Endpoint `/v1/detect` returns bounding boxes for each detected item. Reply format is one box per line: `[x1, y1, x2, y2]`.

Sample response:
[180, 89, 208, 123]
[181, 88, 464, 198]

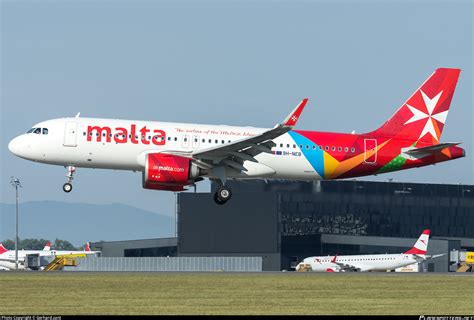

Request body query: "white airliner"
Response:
[0, 242, 99, 270]
[44, 242, 100, 256]
[295, 230, 443, 272]
[7, 69, 466, 204]
[0, 243, 56, 270]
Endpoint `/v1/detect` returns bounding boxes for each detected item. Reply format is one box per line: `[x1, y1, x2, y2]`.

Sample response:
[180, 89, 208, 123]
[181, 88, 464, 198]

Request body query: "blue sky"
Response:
[1, 0, 472, 219]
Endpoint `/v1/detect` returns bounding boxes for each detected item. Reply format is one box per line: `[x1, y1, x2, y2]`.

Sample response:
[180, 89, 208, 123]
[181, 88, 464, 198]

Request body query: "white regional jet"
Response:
[295, 230, 442, 272]
[44, 242, 100, 256]
[0, 243, 55, 270]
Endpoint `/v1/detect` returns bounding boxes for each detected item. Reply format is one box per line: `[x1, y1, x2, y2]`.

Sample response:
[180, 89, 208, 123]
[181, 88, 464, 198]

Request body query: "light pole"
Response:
[10, 177, 22, 270]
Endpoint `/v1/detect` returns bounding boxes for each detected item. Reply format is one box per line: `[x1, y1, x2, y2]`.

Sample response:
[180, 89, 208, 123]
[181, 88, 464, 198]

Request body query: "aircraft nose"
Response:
[8, 136, 21, 155]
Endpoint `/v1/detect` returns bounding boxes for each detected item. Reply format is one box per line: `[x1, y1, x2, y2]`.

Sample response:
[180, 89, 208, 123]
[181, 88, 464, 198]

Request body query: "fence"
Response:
[65, 256, 262, 272]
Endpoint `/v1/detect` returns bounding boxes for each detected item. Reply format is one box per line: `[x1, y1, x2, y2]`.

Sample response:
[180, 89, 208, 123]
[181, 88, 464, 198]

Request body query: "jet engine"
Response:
[142, 153, 202, 191]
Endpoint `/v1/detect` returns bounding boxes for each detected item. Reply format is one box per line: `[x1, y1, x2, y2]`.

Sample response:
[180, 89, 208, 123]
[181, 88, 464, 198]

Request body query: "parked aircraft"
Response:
[0, 242, 99, 270]
[8, 68, 464, 204]
[44, 242, 100, 256]
[295, 230, 443, 272]
[0, 243, 55, 270]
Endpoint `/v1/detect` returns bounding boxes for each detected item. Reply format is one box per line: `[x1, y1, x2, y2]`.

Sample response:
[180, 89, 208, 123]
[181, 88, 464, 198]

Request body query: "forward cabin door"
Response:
[364, 139, 377, 164]
[63, 122, 78, 147]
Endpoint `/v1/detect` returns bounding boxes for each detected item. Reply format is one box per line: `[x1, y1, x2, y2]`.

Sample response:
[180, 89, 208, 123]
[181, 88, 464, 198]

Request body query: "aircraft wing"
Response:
[333, 261, 373, 272]
[189, 99, 308, 170]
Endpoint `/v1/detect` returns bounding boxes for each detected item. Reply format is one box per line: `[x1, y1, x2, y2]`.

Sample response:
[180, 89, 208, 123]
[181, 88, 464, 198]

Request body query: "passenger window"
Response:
[280, 143, 283, 148]
[221, 140, 225, 144]
[286, 144, 290, 148]
[184, 137, 187, 142]
[325, 146, 329, 151]
[168, 137, 171, 141]
[208, 139, 212, 143]
[202, 139, 205, 143]
[319, 146, 322, 150]
[345, 147, 349, 152]
[332, 146, 336, 151]
[42, 128, 48, 135]
[338, 147, 342, 151]
[351, 147, 355, 152]
[33, 128, 41, 134]
[312, 145, 316, 150]
[174, 137, 177, 141]
[83, 132, 86, 136]
[305, 145, 309, 149]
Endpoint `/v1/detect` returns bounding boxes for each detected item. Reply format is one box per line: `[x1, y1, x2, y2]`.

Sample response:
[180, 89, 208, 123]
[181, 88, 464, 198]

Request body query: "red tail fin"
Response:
[405, 229, 430, 255]
[43, 241, 51, 251]
[0, 244, 9, 254]
[369, 68, 460, 145]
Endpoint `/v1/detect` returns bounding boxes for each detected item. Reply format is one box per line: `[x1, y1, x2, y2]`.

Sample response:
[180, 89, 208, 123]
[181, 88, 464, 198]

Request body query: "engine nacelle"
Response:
[142, 153, 202, 190]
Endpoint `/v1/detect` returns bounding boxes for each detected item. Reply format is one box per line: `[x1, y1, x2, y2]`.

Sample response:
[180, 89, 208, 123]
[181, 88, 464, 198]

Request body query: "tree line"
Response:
[1, 238, 82, 250]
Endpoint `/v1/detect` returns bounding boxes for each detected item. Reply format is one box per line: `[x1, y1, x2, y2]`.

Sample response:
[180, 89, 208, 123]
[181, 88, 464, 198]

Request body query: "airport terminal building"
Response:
[92, 180, 474, 272]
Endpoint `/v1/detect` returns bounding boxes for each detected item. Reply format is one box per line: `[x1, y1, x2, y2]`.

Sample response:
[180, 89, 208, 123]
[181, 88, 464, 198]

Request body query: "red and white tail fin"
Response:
[85, 242, 91, 252]
[43, 241, 51, 251]
[369, 68, 460, 145]
[0, 244, 8, 254]
[405, 230, 430, 255]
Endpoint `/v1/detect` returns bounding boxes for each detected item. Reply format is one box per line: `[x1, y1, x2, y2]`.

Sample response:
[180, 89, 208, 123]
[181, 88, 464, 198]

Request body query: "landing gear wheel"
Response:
[63, 183, 73, 193]
[214, 193, 226, 205]
[215, 186, 232, 203]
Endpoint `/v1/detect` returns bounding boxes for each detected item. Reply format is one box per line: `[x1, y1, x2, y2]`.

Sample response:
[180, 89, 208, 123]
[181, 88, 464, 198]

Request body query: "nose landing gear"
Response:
[214, 185, 232, 205]
[63, 166, 76, 193]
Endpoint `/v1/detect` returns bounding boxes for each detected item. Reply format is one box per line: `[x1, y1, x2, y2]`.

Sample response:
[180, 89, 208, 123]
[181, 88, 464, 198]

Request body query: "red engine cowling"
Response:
[142, 153, 201, 191]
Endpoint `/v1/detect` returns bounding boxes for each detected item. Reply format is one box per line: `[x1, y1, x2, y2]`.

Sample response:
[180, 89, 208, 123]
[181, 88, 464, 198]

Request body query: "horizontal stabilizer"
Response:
[405, 142, 460, 156]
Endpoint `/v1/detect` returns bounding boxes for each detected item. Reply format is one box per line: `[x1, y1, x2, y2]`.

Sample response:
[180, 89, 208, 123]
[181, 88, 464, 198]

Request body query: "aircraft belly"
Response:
[253, 152, 323, 180]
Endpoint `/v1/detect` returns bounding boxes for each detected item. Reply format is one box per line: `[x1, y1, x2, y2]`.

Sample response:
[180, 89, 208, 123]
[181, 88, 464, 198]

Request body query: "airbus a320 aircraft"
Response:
[8, 68, 465, 204]
[295, 230, 443, 272]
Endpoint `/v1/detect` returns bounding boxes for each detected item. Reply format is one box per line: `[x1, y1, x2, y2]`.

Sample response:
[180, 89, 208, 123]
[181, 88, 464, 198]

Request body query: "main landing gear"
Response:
[63, 165, 76, 193]
[214, 185, 232, 205]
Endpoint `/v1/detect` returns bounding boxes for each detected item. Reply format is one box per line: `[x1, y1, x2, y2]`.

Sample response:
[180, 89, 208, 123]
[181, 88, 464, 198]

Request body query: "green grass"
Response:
[0, 272, 473, 315]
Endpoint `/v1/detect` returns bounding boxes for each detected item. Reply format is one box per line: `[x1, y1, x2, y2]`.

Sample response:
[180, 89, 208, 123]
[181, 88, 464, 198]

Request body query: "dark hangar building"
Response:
[177, 180, 474, 271]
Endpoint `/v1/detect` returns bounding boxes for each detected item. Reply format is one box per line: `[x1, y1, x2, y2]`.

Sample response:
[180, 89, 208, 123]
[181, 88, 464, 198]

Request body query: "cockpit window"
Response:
[27, 128, 35, 134]
[42, 128, 48, 135]
[33, 128, 41, 134]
